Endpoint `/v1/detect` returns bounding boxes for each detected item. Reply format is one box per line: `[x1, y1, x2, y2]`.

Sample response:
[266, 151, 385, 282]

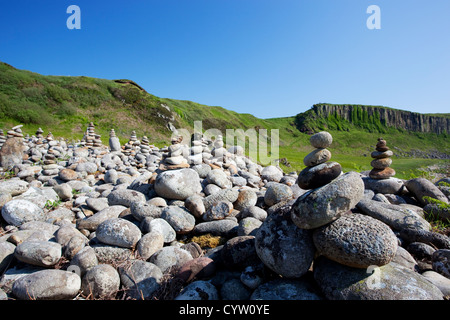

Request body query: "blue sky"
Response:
[1, 0, 449, 118]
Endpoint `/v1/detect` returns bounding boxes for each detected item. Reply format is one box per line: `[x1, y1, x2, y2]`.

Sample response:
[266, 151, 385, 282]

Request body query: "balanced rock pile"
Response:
[0, 126, 449, 301]
[369, 137, 395, 179]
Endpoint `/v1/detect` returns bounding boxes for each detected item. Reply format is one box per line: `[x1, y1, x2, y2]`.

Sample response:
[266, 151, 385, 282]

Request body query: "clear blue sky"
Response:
[1, 0, 449, 118]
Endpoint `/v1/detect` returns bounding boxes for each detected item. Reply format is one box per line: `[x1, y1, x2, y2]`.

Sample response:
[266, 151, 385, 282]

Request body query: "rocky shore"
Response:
[0, 125, 449, 300]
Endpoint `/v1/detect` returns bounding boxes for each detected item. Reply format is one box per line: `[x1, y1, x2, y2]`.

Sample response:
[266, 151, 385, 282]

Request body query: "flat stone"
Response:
[303, 148, 332, 167]
[297, 161, 342, 190]
[371, 158, 392, 169]
[369, 167, 396, 179]
[161, 206, 196, 234]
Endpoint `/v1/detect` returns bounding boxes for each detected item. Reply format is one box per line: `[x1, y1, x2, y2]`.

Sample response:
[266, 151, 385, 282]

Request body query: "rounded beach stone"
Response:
[291, 171, 365, 229]
[369, 167, 396, 179]
[149, 246, 193, 274]
[154, 168, 202, 200]
[12, 269, 81, 300]
[371, 150, 393, 159]
[313, 257, 444, 300]
[130, 202, 162, 221]
[296, 161, 342, 190]
[310, 131, 333, 149]
[405, 178, 449, 206]
[313, 213, 398, 268]
[370, 158, 392, 170]
[58, 168, 78, 181]
[206, 169, 232, 189]
[255, 204, 315, 278]
[161, 206, 196, 234]
[141, 217, 176, 243]
[221, 236, 260, 269]
[260, 165, 283, 182]
[14, 241, 62, 267]
[1, 199, 45, 227]
[250, 278, 322, 300]
[81, 264, 120, 299]
[264, 182, 294, 207]
[118, 259, 163, 299]
[203, 201, 233, 221]
[136, 231, 165, 260]
[174, 280, 219, 300]
[107, 189, 146, 207]
[96, 218, 142, 248]
[233, 189, 258, 211]
[303, 148, 332, 167]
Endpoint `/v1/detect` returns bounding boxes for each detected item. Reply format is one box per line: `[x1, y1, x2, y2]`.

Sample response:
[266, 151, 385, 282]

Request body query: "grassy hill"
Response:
[0, 61, 448, 180]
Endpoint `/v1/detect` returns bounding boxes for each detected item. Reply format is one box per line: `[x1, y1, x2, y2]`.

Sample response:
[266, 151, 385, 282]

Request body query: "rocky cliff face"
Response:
[302, 104, 450, 134]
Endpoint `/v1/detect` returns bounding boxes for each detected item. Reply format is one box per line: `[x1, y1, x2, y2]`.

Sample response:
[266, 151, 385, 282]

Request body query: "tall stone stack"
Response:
[93, 134, 103, 148]
[369, 137, 395, 179]
[139, 136, 151, 155]
[7, 125, 25, 141]
[83, 122, 96, 148]
[0, 130, 6, 149]
[108, 129, 121, 152]
[39, 148, 59, 183]
[164, 136, 188, 167]
[296, 131, 342, 190]
[188, 133, 204, 165]
[35, 128, 44, 145]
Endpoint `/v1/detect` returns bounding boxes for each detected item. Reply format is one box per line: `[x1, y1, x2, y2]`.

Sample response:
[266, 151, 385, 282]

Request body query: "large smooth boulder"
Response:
[291, 171, 364, 229]
[154, 168, 202, 200]
[255, 204, 315, 278]
[313, 257, 444, 300]
[12, 269, 81, 300]
[313, 213, 398, 268]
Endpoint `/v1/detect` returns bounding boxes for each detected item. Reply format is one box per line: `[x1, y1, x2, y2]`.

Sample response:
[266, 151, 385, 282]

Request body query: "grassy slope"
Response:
[0, 61, 448, 180]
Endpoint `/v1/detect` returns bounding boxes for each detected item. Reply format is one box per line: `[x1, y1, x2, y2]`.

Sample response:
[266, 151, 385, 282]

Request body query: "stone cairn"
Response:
[211, 135, 227, 166]
[7, 125, 24, 140]
[35, 128, 44, 145]
[140, 136, 151, 155]
[0, 130, 6, 149]
[108, 129, 121, 152]
[296, 131, 342, 190]
[83, 122, 96, 148]
[39, 148, 59, 183]
[369, 137, 395, 179]
[123, 131, 139, 157]
[188, 133, 204, 165]
[160, 135, 188, 170]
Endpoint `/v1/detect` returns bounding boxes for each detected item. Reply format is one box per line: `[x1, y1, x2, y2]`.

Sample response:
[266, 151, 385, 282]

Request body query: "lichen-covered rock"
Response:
[118, 259, 162, 300]
[313, 257, 444, 300]
[12, 269, 81, 300]
[96, 218, 142, 248]
[291, 171, 364, 229]
[81, 264, 120, 299]
[250, 278, 322, 300]
[1, 199, 45, 227]
[221, 236, 260, 269]
[255, 204, 315, 278]
[313, 213, 398, 269]
[174, 280, 219, 300]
